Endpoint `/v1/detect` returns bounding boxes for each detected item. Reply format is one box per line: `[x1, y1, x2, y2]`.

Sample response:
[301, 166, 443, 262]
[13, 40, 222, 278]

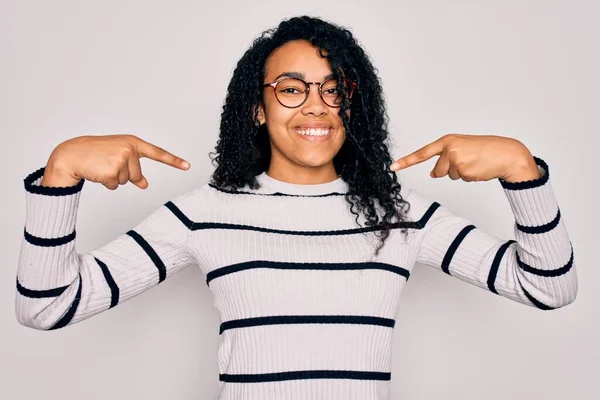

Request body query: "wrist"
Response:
[42, 154, 81, 188]
[501, 154, 541, 183]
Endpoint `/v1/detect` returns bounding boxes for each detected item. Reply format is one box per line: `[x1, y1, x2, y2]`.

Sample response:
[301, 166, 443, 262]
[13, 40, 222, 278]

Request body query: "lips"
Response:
[295, 122, 332, 129]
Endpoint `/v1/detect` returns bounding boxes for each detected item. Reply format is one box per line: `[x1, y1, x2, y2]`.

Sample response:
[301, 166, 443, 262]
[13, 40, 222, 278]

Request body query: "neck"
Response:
[267, 155, 339, 185]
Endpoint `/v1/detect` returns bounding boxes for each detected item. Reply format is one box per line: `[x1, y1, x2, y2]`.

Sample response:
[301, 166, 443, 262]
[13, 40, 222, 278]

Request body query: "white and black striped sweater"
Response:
[16, 156, 577, 400]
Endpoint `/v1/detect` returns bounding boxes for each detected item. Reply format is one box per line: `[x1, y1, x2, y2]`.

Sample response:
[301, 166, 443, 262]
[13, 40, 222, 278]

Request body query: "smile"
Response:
[293, 127, 333, 142]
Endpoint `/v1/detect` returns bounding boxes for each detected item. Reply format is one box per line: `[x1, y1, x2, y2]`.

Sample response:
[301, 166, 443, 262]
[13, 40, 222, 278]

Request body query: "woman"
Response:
[16, 15, 577, 399]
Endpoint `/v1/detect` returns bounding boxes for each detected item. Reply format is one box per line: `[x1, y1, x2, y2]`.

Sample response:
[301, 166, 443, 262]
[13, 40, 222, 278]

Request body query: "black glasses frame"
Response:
[262, 77, 357, 108]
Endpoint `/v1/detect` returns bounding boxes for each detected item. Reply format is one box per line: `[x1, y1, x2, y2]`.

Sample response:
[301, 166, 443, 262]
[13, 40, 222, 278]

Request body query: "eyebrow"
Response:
[274, 71, 336, 81]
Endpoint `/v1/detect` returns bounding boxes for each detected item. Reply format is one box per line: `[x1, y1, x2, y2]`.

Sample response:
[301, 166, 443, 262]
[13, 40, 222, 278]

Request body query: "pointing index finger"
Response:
[391, 140, 444, 171]
[136, 138, 190, 170]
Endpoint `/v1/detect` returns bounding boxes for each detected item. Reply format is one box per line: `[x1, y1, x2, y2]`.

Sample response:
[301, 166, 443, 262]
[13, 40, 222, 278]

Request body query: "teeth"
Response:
[296, 128, 331, 136]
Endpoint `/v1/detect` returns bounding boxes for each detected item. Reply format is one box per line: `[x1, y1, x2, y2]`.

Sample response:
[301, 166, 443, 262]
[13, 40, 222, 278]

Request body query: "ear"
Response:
[254, 103, 266, 126]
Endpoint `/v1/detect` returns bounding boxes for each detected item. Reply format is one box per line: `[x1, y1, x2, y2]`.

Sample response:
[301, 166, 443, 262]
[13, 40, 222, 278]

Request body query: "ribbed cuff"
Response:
[500, 157, 559, 227]
[24, 167, 84, 195]
[24, 167, 83, 239]
[498, 156, 548, 190]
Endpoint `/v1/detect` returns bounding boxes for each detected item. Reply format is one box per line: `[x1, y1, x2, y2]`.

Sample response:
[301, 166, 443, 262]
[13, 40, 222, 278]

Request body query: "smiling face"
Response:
[256, 40, 348, 184]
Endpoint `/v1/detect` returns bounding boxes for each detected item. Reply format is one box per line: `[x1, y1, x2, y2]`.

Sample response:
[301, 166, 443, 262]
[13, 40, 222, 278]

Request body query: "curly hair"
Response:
[210, 15, 411, 256]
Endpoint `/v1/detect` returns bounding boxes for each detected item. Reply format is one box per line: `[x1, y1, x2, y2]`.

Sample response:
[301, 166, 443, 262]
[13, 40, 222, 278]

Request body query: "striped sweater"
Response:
[16, 156, 577, 400]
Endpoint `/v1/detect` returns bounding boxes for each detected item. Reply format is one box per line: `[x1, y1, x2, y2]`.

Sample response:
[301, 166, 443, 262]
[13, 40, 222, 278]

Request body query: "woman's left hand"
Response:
[390, 134, 541, 183]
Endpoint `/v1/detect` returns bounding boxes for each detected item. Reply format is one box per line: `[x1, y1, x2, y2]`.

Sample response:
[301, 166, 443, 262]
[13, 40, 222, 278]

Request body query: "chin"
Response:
[295, 154, 336, 168]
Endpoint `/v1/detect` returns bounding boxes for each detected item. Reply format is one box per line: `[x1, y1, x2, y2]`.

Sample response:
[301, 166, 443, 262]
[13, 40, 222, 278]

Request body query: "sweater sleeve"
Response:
[410, 156, 577, 310]
[16, 167, 199, 330]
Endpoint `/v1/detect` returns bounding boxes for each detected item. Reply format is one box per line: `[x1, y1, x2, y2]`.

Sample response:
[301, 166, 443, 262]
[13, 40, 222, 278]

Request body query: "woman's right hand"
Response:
[41, 134, 190, 190]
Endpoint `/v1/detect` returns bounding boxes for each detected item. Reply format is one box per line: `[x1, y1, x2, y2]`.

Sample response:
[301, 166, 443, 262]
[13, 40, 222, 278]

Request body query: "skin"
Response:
[256, 40, 347, 185]
[392, 134, 541, 183]
[42, 134, 189, 189]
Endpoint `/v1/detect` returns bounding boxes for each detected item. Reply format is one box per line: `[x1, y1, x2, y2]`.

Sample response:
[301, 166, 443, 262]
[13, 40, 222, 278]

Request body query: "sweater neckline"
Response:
[255, 172, 348, 196]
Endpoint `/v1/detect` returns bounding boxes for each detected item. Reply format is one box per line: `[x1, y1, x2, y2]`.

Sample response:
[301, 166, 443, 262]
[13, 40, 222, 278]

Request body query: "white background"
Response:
[1, 0, 597, 399]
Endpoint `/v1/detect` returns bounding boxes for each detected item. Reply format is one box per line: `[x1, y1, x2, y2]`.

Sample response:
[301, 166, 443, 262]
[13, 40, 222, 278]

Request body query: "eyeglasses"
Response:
[262, 77, 357, 108]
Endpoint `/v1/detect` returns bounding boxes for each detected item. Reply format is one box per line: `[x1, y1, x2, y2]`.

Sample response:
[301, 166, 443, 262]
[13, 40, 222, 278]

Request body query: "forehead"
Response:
[265, 40, 332, 80]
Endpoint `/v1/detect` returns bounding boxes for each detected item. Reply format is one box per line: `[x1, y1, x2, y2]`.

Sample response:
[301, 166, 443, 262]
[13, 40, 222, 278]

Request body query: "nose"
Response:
[301, 85, 328, 116]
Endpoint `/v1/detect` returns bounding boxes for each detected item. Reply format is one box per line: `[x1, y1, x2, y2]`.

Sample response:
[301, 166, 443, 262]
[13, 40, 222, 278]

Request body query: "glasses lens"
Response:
[321, 79, 350, 107]
[275, 78, 308, 107]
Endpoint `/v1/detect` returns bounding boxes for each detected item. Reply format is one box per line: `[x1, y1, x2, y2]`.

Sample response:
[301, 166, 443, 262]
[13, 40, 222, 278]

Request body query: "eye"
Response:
[280, 87, 302, 94]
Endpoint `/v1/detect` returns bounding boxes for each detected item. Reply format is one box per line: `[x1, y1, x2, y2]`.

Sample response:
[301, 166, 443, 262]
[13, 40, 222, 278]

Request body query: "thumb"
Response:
[430, 154, 450, 179]
[131, 176, 149, 190]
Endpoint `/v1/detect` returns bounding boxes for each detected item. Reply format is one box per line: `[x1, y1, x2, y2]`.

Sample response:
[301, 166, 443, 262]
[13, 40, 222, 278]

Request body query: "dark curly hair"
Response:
[210, 15, 411, 256]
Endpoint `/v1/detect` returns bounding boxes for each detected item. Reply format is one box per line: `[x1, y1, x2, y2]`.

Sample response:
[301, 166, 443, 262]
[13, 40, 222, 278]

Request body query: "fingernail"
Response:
[182, 161, 190, 169]
[390, 162, 400, 171]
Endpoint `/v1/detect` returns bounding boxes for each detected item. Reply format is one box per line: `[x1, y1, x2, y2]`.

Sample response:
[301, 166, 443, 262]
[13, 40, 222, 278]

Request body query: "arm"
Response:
[16, 167, 198, 330]
[411, 157, 577, 309]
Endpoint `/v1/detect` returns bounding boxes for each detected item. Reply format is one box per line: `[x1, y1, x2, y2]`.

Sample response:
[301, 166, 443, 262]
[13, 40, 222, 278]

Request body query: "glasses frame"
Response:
[262, 77, 357, 109]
